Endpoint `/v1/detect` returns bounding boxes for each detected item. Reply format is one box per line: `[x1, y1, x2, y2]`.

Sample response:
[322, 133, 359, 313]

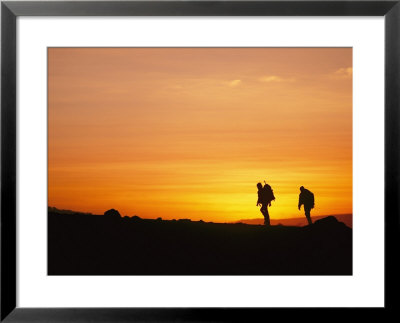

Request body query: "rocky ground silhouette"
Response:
[48, 210, 352, 275]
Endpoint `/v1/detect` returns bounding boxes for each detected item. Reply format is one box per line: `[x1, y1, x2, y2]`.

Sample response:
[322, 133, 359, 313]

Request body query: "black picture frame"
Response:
[1, 0, 399, 321]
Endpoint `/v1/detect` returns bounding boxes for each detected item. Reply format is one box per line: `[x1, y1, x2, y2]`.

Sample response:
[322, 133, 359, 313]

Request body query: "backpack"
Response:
[303, 189, 315, 208]
[308, 191, 315, 208]
[263, 184, 275, 203]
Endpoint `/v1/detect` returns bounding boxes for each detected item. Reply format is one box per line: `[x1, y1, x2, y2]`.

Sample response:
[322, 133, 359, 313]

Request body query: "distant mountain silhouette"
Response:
[48, 206, 92, 216]
[48, 210, 352, 275]
[235, 214, 352, 228]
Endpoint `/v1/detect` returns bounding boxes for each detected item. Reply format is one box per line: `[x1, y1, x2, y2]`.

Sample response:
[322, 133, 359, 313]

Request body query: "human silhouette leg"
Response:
[261, 204, 270, 226]
[304, 206, 312, 225]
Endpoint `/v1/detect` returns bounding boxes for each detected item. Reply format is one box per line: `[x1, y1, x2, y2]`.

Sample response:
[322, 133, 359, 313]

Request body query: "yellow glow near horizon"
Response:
[48, 48, 352, 222]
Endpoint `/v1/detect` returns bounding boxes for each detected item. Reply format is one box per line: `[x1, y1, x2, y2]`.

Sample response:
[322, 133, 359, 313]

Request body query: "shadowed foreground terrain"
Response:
[235, 214, 353, 228]
[48, 212, 352, 275]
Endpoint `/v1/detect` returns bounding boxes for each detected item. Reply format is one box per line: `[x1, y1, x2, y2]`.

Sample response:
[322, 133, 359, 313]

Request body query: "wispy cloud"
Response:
[333, 67, 352, 79]
[258, 75, 295, 83]
[226, 79, 242, 87]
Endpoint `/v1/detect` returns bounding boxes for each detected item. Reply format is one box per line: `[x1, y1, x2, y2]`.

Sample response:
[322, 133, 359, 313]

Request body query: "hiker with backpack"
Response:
[298, 186, 315, 225]
[256, 181, 275, 226]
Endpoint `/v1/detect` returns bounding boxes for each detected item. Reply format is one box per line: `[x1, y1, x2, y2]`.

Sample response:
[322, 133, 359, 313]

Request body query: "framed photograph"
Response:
[1, 0, 399, 321]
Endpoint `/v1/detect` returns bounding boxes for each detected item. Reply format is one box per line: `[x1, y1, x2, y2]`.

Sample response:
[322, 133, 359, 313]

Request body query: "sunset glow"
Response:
[48, 48, 352, 222]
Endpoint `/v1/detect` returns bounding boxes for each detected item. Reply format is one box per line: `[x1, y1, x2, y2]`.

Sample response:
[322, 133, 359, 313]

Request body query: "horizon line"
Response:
[48, 206, 352, 223]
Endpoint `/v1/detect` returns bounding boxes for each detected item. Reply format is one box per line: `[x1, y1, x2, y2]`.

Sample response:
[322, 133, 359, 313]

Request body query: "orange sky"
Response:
[48, 48, 352, 222]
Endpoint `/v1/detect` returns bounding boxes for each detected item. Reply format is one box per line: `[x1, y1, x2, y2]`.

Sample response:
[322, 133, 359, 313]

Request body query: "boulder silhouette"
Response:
[104, 209, 121, 218]
[312, 216, 349, 233]
[131, 215, 142, 222]
[314, 216, 339, 226]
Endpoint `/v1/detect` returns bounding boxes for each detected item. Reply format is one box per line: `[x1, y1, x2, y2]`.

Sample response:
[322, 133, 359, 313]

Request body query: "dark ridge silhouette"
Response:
[178, 218, 191, 223]
[48, 206, 92, 216]
[48, 211, 352, 275]
[131, 215, 142, 222]
[234, 214, 353, 228]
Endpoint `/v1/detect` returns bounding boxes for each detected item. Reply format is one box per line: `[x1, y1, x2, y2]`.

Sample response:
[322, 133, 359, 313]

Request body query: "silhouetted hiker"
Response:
[298, 186, 314, 225]
[257, 181, 275, 226]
